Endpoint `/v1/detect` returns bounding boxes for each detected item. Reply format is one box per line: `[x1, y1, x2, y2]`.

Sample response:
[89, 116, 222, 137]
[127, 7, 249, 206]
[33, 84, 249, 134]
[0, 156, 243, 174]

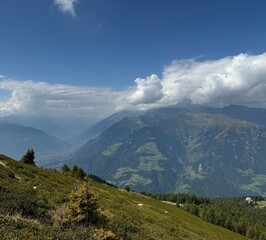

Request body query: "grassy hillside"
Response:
[0, 154, 249, 240]
[93, 182, 249, 240]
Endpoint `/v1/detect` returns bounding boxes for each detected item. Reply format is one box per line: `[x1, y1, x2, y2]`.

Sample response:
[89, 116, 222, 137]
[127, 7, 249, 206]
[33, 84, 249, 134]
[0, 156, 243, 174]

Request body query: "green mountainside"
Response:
[0, 154, 249, 240]
[71, 111, 266, 198]
[79, 110, 144, 144]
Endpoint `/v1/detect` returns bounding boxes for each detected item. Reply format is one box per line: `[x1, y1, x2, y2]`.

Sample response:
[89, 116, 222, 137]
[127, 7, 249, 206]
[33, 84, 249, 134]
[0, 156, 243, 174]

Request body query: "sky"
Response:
[1, 0, 266, 121]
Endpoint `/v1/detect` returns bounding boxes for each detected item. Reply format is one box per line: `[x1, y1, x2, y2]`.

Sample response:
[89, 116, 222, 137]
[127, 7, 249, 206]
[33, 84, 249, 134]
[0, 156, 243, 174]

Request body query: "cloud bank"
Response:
[0, 79, 128, 119]
[128, 53, 266, 109]
[53, 0, 79, 17]
[1, 53, 266, 120]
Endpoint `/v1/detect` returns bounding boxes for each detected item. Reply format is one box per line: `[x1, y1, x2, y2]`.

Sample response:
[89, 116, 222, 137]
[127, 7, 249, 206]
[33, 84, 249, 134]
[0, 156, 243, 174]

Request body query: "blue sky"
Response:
[0, 0, 266, 120]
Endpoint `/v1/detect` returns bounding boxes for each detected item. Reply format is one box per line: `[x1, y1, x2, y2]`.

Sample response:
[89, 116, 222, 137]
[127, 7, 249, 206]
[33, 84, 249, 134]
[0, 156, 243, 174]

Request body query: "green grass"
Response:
[93, 183, 249, 240]
[0, 154, 249, 240]
[0, 214, 93, 240]
[0, 154, 78, 207]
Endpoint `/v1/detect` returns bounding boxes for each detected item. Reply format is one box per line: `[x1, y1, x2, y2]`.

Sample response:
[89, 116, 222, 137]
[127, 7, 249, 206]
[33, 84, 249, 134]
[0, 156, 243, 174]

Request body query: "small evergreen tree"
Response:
[51, 180, 121, 239]
[188, 203, 199, 216]
[20, 148, 35, 166]
[76, 167, 85, 179]
[52, 180, 98, 227]
[62, 164, 70, 174]
[71, 165, 78, 174]
[66, 180, 98, 225]
[124, 186, 131, 192]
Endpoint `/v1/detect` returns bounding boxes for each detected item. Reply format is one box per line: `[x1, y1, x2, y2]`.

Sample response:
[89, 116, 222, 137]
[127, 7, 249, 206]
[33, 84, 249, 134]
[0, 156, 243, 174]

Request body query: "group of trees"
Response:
[62, 164, 86, 180]
[200, 199, 266, 239]
[147, 192, 210, 205]
[19, 149, 86, 181]
[140, 191, 266, 240]
[140, 192, 210, 205]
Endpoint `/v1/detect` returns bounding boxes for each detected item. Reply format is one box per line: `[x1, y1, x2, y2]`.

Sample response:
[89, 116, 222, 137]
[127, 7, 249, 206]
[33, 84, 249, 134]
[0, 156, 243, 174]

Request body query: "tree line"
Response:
[140, 192, 266, 240]
[61, 164, 86, 179]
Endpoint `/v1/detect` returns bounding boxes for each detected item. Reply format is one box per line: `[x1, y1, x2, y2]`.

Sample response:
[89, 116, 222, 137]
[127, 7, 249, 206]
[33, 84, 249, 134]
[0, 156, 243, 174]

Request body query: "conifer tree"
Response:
[20, 148, 35, 166]
[64, 179, 98, 226]
[71, 165, 78, 174]
[124, 186, 131, 192]
[51, 180, 122, 239]
[62, 164, 70, 174]
[76, 167, 85, 179]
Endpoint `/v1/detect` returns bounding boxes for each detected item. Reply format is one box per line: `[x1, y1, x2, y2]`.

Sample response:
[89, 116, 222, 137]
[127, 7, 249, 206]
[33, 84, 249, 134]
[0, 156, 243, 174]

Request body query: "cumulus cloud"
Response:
[0, 79, 128, 119]
[127, 74, 163, 105]
[129, 53, 266, 109]
[53, 0, 79, 17]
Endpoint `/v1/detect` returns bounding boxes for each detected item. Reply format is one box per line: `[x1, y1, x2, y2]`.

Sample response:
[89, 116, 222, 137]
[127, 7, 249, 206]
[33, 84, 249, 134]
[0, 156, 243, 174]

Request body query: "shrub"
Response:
[93, 228, 117, 240]
[52, 180, 98, 227]
[124, 186, 130, 192]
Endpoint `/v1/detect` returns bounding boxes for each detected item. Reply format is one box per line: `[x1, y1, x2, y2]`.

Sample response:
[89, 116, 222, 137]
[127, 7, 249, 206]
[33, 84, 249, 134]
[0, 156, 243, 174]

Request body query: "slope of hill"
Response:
[79, 110, 144, 143]
[76, 104, 266, 146]
[0, 123, 71, 164]
[70, 111, 266, 198]
[0, 154, 249, 240]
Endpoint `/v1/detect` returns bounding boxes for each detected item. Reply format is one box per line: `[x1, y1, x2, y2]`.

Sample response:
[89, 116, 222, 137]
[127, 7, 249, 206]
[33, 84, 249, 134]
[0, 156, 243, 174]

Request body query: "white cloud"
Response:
[1, 52, 266, 120]
[129, 53, 266, 109]
[53, 0, 79, 17]
[0, 79, 128, 119]
[127, 74, 163, 105]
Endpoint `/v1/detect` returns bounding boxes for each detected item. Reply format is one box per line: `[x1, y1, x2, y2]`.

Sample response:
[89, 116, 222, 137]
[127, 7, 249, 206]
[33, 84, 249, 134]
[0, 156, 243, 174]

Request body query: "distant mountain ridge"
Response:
[0, 115, 73, 141]
[68, 105, 266, 198]
[197, 104, 266, 127]
[0, 122, 71, 164]
[78, 110, 144, 143]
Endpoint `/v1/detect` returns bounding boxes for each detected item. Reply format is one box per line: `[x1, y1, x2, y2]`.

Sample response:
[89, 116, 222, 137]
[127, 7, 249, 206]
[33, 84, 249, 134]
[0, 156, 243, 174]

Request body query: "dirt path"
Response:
[0, 160, 7, 167]
[162, 200, 176, 205]
[0, 160, 21, 180]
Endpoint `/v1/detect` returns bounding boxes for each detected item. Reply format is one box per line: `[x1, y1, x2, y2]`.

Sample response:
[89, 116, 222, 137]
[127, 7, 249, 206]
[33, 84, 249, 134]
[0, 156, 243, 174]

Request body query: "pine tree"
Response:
[65, 180, 98, 226]
[20, 148, 35, 166]
[124, 186, 131, 192]
[71, 165, 78, 175]
[62, 164, 70, 174]
[51, 180, 118, 239]
[76, 167, 85, 179]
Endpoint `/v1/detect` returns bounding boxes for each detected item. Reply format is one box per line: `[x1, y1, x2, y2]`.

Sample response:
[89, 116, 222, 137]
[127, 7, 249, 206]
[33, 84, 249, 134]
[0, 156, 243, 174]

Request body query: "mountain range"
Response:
[68, 105, 266, 198]
[1, 104, 266, 197]
[0, 122, 70, 164]
[0, 114, 95, 164]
